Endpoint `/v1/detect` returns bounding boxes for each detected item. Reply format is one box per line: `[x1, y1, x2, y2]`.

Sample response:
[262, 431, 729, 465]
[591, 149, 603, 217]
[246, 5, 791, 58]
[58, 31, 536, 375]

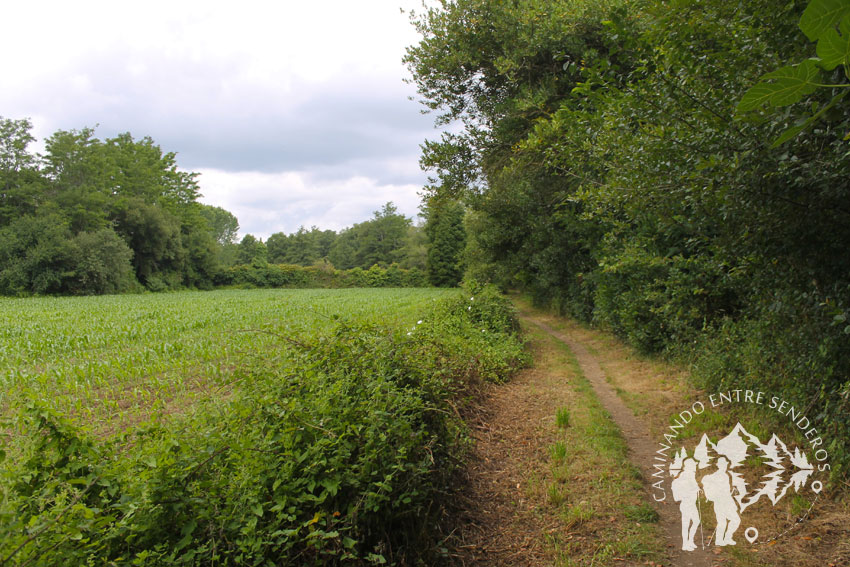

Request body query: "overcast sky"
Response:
[1, 1, 438, 239]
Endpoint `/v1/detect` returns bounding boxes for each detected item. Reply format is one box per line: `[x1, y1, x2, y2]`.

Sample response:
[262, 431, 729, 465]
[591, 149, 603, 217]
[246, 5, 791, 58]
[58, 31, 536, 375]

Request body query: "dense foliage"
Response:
[0, 121, 219, 294]
[262, 203, 439, 274]
[215, 262, 428, 289]
[0, 286, 527, 565]
[406, 0, 850, 473]
[0, 120, 463, 294]
[424, 198, 466, 287]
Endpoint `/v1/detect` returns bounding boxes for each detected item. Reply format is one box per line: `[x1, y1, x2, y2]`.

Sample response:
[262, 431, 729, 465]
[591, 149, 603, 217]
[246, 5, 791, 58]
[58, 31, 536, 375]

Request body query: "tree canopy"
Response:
[0, 121, 223, 294]
[406, 0, 850, 466]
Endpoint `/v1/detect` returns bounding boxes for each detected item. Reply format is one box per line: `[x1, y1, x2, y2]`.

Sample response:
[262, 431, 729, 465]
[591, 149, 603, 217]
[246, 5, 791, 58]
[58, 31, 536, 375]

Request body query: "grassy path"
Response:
[446, 306, 670, 566]
[448, 299, 849, 566]
[522, 314, 712, 567]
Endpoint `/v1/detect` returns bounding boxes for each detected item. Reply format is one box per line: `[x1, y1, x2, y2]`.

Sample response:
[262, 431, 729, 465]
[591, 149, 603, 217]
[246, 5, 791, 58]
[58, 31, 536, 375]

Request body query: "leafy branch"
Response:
[738, 0, 850, 145]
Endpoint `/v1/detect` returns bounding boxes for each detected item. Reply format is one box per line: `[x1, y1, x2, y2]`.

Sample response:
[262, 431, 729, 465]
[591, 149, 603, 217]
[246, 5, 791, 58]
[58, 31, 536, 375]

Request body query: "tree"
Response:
[70, 229, 137, 294]
[114, 200, 185, 288]
[200, 204, 240, 246]
[0, 117, 43, 224]
[425, 199, 466, 287]
[328, 229, 358, 269]
[0, 214, 77, 295]
[237, 234, 267, 265]
[266, 232, 290, 264]
[355, 203, 411, 267]
[398, 223, 428, 271]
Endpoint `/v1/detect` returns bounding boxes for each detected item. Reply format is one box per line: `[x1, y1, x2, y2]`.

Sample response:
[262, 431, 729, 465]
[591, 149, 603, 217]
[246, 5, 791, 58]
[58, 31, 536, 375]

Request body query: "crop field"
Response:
[0, 288, 457, 435]
[0, 286, 527, 566]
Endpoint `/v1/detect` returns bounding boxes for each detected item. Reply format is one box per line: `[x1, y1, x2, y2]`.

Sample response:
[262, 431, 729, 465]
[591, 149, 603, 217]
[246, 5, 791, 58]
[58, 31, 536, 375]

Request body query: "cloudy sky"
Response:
[1, 1, 439, 239]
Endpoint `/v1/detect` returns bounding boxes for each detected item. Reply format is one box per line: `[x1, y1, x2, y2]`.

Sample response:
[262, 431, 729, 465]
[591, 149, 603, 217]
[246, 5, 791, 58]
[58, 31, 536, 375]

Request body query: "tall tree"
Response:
[355, 203, 411, 267]
[0, 117, 43, 224]
[237, 234, 267, 265]
[199, 204, 240, 246]
[425, 199, 466, 286]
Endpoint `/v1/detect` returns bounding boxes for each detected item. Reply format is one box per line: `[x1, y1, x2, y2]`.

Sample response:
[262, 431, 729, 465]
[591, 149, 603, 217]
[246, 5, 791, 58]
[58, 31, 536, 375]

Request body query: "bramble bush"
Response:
[0, 284, 526, 565]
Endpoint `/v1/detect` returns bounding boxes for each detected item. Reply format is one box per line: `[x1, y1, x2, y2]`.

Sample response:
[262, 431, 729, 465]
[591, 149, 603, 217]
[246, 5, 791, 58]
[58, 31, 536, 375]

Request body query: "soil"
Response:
[443, 335, 572, 565]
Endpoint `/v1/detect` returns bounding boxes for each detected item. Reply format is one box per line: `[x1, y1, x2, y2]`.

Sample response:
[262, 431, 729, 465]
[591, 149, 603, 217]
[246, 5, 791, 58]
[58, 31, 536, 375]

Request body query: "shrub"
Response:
[0, 285, 528, 565]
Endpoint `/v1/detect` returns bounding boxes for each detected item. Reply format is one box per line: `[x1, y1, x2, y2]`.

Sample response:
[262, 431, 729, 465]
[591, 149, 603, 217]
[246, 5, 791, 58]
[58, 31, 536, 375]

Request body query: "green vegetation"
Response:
[555, 407, 570, 429]
[0, 119, 465, 294]
[527, 325, 663, 566]
[214, 258, 427, 290]
[0, 286, 527, 565]
[262, 203, 430, 272]
[406, 0, 850, 472]
[424, 199, 466, 287]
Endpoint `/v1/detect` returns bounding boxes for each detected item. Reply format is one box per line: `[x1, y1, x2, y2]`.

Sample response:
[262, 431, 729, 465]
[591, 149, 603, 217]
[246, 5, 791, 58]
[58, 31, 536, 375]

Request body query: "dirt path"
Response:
[449, 303, 849, 566]
[445, 307, 719, 566]
[522, 315, 713, 567]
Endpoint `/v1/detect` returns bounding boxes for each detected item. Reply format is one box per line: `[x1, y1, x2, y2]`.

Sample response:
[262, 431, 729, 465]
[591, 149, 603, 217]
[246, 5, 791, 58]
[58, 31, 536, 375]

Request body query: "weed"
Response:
[624, 504, 660, 523]
[556, 407, 571, 428]
[549, 441, 567, 461]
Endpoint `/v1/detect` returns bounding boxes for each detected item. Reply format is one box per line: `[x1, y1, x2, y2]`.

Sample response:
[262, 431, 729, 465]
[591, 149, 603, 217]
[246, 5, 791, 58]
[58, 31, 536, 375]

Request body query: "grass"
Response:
[556, 407, 571, 428]
[522, 324, 665, 566]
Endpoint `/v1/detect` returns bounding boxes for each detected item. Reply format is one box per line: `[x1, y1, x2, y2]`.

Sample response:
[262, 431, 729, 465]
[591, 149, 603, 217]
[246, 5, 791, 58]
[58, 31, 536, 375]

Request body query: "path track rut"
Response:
[522, 314, 714, 567]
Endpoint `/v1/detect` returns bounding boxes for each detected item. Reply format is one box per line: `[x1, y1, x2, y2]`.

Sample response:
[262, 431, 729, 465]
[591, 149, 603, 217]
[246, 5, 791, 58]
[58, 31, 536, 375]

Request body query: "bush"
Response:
[0, 285, 528, 565]
[69, 229, 138, 295]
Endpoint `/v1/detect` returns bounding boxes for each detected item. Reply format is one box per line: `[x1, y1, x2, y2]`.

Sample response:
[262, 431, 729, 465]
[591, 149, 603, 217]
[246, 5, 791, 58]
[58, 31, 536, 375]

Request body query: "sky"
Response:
[1, 1, 439, 239]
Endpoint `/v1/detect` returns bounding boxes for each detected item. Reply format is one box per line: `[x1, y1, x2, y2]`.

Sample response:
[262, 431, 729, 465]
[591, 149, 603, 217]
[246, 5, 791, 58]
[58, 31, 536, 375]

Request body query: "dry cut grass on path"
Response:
[443, 312, 667, 566]
[515, 301, 850, 567]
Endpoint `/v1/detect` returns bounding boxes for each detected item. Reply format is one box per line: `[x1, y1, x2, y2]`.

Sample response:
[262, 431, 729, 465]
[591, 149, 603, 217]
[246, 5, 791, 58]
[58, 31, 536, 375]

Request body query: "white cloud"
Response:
[2, 0, 438, 233]
[197, 168, 422, 240]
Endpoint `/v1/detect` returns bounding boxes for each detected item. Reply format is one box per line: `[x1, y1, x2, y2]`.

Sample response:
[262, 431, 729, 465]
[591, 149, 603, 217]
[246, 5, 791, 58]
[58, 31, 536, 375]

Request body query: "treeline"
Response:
[0, 121, 224, 294]
[407, 0, 850, 469]
[215, 262, 428, 288]
[228, 203, 426, 271]
[0, 120, 467, 294]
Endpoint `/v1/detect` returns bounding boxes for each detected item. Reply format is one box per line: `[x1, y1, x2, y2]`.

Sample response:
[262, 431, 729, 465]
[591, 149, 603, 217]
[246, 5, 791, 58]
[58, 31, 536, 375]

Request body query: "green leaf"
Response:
[800, 0, 850, 41]
[772, 124, 808, 147]
[817, 13, 850, 69]
[738, 60, 821, 111]
[771, 90, 849, 146]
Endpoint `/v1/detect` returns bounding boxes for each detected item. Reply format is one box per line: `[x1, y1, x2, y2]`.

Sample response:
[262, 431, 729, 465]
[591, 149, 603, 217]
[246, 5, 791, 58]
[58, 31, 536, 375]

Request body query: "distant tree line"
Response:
[231, 203, 426, 271]
[0, 118, 466, 294]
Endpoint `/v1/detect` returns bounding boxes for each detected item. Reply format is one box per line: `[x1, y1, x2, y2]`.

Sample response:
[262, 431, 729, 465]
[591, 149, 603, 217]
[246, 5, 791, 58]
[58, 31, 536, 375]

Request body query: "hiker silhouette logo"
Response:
[652, 391, 830, 551]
